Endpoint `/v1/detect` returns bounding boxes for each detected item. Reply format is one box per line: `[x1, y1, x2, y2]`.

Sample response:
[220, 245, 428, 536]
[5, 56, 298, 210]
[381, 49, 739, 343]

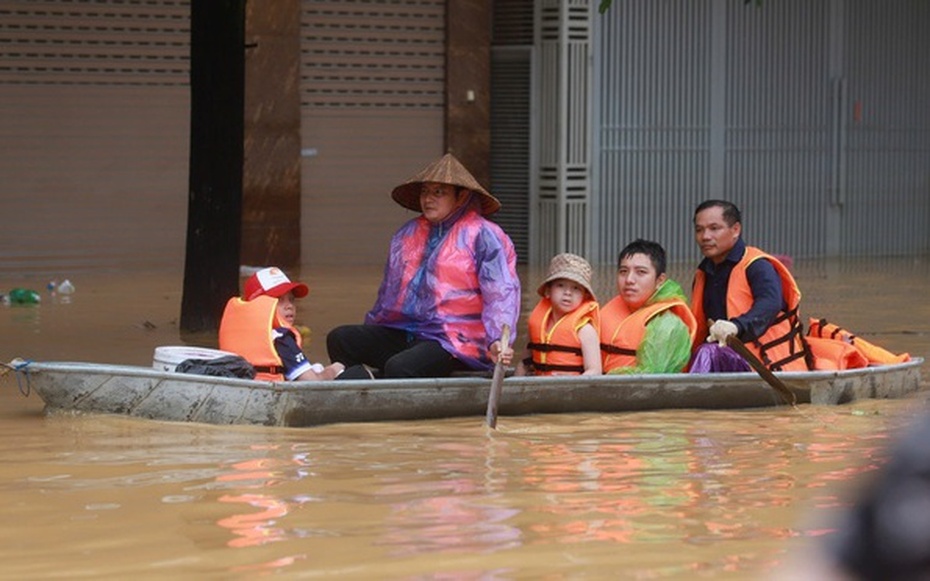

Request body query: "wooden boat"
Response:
[7, 356, 924, 427]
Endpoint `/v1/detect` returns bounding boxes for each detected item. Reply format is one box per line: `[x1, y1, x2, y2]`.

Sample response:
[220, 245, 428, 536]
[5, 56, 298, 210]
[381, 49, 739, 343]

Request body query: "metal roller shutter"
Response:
[0, 0, 190, 273]
[491, 0, 534, 263]
[299, 0, 446, 267]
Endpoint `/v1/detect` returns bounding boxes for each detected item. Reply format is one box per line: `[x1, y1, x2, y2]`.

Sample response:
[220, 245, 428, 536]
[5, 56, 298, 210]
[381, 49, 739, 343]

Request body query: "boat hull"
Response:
[13, 358, 924, 427]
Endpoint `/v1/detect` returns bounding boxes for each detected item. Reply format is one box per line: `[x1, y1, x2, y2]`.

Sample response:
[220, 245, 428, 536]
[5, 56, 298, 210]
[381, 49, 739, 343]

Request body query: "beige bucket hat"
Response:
[537, 252, 596, 301]
[391, 153, 501, 216]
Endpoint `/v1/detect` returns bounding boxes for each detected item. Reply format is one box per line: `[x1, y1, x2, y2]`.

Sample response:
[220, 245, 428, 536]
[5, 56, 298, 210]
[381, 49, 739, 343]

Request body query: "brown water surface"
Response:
[1, 258, 929, 578]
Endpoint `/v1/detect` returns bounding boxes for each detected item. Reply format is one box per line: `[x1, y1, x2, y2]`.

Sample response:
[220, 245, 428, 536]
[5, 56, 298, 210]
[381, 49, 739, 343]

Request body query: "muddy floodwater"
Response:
[1, 257, 929, 578]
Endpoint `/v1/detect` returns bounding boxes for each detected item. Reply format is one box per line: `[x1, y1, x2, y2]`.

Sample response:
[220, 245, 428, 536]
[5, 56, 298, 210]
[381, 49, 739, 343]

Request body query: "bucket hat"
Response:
[391, 153, 501, 216]
[244, 267, 309, 301]
[537, 253, 596, 301]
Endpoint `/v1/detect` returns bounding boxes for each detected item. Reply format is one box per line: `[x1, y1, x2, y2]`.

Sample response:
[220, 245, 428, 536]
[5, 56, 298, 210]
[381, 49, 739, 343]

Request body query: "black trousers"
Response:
[326, 324, 468, 378]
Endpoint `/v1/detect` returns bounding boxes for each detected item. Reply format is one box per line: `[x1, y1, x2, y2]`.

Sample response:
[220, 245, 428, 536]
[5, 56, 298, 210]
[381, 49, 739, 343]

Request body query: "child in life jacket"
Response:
[515, 253, 602, 376]
[219, 267, 345, 381]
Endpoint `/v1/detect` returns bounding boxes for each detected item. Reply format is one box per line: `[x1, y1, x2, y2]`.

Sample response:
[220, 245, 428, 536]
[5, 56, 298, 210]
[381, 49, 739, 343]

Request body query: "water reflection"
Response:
[379, 488, 522, 556]
[214, 452, 308, 549]
[0, 399, 925, 577]
[0, 258, 928, 577]
[189, 408, 919, 568]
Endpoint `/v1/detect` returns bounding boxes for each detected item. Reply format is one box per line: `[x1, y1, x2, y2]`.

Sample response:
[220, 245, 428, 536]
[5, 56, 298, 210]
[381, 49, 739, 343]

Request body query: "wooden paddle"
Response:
[485, 324, 511, 429]
[725, 335, 797, 406]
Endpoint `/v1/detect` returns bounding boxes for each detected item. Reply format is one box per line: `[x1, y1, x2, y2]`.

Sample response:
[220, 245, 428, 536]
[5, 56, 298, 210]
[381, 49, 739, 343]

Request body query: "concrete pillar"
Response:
[446, 0, 492, 187]
[242, 0, 302, 268]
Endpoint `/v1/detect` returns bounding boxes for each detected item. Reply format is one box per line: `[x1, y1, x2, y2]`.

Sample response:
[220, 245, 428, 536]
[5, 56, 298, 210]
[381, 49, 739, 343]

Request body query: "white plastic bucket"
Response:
[153, 346, 237, 372]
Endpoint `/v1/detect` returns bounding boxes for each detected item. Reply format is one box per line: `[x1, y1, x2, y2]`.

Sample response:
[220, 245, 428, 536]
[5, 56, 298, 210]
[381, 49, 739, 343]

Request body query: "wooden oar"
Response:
[485, 324, 511, 429]
[725, 335, 797, 406]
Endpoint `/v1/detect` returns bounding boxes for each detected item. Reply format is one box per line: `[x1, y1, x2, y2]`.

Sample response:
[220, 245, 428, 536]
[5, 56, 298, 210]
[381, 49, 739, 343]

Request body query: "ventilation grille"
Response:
[540, 0, 589, 42]
[0, 0, 190, 86]
[300, 0, 444, 109]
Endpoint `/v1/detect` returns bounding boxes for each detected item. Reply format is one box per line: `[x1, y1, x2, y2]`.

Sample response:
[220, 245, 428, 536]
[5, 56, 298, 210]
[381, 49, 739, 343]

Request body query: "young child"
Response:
[219, 267, 344, 381]
[516, 253, 602, 376]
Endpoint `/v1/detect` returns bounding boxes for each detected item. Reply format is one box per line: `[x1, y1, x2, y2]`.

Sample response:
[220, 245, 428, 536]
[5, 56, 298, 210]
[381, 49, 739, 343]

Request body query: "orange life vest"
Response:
[218, 295, 303, 381]
[526, 298, 599, 375]
[691, 246, 810, 372]
[807, 318, 910, 366]
[599, 295, 698, 373]
[804, 336, 869, 370]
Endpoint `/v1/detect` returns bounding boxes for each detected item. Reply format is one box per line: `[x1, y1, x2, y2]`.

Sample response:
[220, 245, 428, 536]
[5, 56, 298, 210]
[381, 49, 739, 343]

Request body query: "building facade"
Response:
[2, 0, 927, 273]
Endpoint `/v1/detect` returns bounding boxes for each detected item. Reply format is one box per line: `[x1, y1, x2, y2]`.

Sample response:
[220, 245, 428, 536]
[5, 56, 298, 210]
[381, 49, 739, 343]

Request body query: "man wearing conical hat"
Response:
[326, 153, 520, 378]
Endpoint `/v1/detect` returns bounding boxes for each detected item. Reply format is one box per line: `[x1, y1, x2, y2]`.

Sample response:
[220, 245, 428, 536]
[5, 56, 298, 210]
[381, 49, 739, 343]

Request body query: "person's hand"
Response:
[298, 361, 344, 381]
[326, 362, 345, 379]
[489, 340, 514, 365]
[708, 319, 738, 346]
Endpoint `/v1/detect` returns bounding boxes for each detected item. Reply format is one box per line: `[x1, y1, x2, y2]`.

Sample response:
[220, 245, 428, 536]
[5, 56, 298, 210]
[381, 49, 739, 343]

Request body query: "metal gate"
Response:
[530, 0, 930, 266]
[840, 0, 930, 256]
[592, 0, 832, 266]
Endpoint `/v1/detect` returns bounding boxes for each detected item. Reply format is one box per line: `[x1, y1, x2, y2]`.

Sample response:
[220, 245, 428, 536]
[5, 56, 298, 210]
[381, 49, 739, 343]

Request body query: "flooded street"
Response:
[1, 257, 929, 578]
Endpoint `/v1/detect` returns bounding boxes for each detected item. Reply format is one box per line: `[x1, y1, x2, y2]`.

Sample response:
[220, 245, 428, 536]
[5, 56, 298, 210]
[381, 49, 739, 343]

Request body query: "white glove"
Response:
[707, 319, 738, 346]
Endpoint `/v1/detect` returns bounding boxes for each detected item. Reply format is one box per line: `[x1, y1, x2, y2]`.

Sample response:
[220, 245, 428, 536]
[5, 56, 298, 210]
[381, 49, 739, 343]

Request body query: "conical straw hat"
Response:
[391, 153, 501, 216]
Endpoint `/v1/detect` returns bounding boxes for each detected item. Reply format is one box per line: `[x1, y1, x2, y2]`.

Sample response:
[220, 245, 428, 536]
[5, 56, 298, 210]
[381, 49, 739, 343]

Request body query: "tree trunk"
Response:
[180, 0, 246, 336]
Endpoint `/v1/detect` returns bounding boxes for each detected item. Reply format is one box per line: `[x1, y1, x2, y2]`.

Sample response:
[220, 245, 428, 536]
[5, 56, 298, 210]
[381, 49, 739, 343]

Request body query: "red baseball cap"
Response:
[244, 267, 309, 301]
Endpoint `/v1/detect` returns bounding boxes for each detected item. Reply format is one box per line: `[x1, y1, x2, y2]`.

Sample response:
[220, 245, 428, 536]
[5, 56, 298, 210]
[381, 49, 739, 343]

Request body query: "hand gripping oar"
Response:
[725, 335, 797, 406]
[485, 324, 511, 429]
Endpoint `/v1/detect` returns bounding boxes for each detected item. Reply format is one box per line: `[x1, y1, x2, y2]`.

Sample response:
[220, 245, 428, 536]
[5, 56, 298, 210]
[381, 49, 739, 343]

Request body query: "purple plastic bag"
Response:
[689, 342, 751, 373]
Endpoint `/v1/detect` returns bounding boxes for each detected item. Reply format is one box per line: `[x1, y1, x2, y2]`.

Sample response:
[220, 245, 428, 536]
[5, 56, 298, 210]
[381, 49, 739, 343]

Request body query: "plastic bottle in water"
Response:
[57, 279, 75, 295]
[57, 279, 75, 303]
[7, 288, 41, 304]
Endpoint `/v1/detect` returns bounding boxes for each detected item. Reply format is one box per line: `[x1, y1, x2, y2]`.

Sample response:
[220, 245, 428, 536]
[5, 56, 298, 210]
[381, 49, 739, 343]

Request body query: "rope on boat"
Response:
[1, 358, 33, 397]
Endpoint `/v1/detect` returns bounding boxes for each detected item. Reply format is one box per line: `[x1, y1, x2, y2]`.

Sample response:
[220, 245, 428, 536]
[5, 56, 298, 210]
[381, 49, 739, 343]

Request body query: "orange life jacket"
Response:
[599, 295, 698, 373]
[691, 246, 810, 372]
[804, 336, 869, 370]
[218, 295, 303, 381]
[807, 317, 910, 365]
[526, 298, 599, 375]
